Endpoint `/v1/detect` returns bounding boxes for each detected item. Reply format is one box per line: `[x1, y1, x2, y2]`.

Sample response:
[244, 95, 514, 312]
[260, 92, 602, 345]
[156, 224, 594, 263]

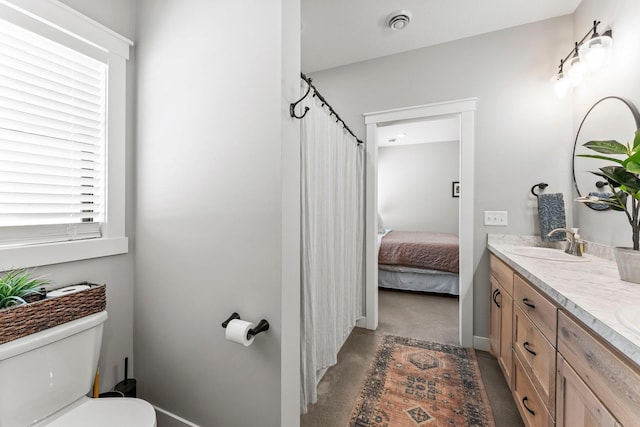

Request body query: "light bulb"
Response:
[566, 54, 587, 86]
[551, 73, 570, 99]
[578, 32, 613, 71]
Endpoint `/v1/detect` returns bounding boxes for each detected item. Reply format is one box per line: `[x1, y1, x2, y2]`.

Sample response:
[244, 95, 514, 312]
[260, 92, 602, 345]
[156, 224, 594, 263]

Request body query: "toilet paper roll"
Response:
[225, 319, 256, 346]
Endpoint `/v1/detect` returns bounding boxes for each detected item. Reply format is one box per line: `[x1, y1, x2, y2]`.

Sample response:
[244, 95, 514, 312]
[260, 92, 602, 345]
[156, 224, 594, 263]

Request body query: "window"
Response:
[0, 18, 105, 244]
[0, 0, 131, 268]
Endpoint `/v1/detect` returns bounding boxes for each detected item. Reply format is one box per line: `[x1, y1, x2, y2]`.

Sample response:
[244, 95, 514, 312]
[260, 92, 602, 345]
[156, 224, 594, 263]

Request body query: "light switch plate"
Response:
[484, 211, 508, 226]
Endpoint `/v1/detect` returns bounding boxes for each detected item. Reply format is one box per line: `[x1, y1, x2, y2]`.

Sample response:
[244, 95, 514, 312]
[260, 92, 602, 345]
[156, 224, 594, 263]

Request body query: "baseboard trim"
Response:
[355, 316, 368, 329]
[154, 405, 200, 427]
[473, 336, 490, 352]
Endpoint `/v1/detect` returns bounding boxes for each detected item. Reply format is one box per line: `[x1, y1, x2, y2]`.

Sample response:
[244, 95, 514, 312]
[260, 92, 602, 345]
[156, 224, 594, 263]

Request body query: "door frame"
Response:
[360, 98, 477, 348]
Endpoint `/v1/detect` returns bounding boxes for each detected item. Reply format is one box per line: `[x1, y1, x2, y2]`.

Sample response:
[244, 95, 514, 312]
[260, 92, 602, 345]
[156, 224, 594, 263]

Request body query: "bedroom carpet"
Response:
[300, 289, 523, 427]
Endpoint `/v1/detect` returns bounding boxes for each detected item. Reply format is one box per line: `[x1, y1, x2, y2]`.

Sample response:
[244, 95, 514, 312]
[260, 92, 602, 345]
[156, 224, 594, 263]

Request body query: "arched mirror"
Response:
[572, 96, 640, 210]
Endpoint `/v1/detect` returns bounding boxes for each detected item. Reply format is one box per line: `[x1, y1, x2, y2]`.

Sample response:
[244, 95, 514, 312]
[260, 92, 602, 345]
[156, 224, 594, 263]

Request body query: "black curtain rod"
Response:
[290, 72, 363, 145]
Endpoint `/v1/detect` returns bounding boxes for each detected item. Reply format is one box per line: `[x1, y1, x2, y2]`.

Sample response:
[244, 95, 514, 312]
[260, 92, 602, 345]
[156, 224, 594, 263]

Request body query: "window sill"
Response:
[0, 237, 129, 270]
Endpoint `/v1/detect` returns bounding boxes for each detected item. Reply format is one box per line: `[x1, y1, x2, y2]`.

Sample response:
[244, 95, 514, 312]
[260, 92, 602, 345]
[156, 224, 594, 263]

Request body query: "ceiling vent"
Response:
[387, 10, 412, 31]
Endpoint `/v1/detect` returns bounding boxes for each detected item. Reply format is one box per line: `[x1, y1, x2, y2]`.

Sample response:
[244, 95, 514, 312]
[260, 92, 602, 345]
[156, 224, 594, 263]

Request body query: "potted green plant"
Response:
[0, 269, 49, 309]
[576, 128, 640, 283]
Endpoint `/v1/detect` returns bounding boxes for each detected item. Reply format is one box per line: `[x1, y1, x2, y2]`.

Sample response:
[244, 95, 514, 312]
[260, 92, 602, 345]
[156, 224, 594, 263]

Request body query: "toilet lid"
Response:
[42, 398, 156, 427]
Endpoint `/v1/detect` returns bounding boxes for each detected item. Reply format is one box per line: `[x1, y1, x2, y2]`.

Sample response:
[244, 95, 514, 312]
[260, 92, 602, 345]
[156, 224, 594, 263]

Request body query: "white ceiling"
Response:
[378, 117, 459, 147]
[302, 0, 582, 73]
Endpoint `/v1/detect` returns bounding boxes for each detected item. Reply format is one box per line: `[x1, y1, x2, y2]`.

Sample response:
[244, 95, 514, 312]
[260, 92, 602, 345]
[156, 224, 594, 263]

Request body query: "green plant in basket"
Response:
[0, 269, 50, 309]
[576, 129, 640, 250]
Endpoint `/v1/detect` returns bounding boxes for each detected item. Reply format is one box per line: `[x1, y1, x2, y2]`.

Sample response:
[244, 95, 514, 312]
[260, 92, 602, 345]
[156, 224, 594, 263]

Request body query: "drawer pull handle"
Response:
[523, 341, 537, 356]
[522, 298, 536, 309]
[522, 397, 536, 416]
[492, 288, 501, 308]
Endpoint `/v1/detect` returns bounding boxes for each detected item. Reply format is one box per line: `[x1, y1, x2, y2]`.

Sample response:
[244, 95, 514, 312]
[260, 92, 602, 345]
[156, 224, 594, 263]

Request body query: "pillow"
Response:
[377, 212, 385, 234]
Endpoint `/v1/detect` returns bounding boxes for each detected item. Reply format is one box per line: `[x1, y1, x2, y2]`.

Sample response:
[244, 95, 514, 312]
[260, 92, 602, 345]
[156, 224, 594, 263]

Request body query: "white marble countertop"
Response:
[487, 234, 640, 366]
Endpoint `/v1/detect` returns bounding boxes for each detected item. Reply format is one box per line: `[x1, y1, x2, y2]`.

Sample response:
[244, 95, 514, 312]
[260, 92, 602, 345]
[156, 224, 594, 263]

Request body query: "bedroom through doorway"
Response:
[362, 99, 477, 348]
[376, 115, 461, 341]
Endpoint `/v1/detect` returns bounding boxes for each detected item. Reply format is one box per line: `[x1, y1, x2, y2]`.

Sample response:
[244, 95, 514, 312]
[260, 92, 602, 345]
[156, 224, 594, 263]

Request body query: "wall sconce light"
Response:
[552, 21, 613, 98]
[579, 26, 613, 71]
[566, 42, 587, 85]
[551, 59, 570, 99]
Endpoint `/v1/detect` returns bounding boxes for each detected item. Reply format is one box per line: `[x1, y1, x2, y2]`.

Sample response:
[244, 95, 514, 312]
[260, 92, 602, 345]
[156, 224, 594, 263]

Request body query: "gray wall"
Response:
[378, 142, 459, 234]
[308, 16, 575, 339]
[30, 0, 137, 392]
[573, 0, 640, 248]
[134, 1, 300, 426]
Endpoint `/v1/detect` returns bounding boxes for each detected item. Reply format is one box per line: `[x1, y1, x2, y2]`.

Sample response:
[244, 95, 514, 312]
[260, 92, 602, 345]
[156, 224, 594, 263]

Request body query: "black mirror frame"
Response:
[572, 96, 640, 210]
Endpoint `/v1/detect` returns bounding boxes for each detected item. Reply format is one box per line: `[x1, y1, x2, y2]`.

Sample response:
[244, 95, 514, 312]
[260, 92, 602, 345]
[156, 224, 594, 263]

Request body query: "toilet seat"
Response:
[37, 397, 156, 427]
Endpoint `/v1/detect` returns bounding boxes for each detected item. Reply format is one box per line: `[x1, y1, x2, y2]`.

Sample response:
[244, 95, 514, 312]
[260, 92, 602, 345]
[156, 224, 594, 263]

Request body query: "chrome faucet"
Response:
[548, 228, 583, 257]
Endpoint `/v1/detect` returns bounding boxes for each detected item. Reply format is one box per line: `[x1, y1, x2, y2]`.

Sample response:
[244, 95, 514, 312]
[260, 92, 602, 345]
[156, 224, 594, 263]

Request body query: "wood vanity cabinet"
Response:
[489, 255, 514, 387]
[489, 252, 640, 427]
[557, 311, 640, 427]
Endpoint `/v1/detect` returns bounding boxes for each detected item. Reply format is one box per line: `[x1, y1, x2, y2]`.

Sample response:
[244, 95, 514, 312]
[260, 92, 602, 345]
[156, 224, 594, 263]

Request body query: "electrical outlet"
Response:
[484, 211, 508, 226]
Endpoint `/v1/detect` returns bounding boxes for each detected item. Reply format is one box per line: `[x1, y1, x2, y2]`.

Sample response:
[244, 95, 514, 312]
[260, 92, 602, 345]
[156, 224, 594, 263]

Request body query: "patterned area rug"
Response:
[349, 335, 495, 427]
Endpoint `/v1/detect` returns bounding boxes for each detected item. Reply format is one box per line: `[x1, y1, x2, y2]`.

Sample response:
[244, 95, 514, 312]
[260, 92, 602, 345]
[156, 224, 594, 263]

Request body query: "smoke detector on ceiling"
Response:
[387, 10, 412, 31]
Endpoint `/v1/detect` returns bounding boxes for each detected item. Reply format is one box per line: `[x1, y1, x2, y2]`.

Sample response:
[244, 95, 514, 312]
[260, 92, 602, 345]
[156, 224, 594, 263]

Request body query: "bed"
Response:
[377, 230, 459, 295]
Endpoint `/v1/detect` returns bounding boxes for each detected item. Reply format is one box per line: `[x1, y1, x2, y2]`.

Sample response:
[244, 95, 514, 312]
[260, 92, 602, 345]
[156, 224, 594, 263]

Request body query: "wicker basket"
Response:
[0, 283, 106, 345]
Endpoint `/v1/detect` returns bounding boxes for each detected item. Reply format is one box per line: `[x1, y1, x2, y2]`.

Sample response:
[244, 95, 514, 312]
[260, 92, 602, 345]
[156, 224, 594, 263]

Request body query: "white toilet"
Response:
[0, 311, 156, 426]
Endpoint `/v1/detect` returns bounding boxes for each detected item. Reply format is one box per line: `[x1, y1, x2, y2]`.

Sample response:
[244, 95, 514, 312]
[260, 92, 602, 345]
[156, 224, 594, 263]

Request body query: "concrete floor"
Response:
[300, 288, 524, 427]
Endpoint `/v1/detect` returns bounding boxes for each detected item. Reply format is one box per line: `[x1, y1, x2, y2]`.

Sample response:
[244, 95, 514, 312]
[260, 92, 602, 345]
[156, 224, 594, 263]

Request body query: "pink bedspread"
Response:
[378, 231, 459, 274]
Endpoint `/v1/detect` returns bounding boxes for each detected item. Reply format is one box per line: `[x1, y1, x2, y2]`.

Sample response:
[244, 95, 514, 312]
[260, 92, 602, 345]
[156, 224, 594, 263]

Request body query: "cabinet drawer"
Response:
[558, 311, 640, 427]
[514, 274, 557, 344]
[513, 354, 554, 427]
[490, 254, 514, 296]
[513, 305, 556, 416]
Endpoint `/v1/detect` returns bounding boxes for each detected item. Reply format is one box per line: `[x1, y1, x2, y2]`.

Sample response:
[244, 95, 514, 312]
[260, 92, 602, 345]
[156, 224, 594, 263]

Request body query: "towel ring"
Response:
[531, 182, 548, 197]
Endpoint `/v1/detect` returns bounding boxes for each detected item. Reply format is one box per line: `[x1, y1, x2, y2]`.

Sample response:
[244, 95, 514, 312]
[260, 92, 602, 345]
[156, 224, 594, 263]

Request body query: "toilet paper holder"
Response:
[221, 312, 270, 338]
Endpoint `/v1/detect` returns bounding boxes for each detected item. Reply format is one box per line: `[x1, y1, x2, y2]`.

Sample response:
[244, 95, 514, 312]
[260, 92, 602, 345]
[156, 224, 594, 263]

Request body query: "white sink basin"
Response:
[616, 306, 640, 337]
[506, 246, 590, 262]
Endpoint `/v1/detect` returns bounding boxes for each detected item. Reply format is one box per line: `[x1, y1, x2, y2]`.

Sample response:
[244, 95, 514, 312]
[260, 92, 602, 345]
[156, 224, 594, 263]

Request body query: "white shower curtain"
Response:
[300, 85, 364, 413]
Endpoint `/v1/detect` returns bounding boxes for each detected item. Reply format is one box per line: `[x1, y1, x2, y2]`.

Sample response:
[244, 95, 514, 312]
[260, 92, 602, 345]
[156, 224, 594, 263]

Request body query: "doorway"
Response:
[360, 99, 477, 348]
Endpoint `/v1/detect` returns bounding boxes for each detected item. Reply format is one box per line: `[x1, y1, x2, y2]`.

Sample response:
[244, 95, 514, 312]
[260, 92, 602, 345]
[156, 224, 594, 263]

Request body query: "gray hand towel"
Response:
[538, 193, 566, 242]
[587, 192, 612, 211]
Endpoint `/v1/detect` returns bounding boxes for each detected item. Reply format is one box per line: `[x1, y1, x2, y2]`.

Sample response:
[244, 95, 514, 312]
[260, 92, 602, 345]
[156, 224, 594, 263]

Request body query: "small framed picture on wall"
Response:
[452, 181, 460, 198]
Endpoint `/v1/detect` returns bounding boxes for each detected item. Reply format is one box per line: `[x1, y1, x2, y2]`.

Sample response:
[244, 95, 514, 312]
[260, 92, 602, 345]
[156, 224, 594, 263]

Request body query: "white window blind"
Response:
[0, 17, 106, 246]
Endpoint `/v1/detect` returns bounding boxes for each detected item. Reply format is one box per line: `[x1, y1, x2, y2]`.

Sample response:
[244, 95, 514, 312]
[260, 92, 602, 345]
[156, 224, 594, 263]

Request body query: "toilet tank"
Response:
[0, 311, 108, 427]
